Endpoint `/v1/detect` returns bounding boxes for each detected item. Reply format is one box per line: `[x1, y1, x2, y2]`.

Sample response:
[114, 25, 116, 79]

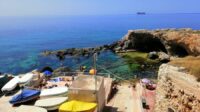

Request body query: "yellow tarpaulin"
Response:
[59, 100, 97, 112]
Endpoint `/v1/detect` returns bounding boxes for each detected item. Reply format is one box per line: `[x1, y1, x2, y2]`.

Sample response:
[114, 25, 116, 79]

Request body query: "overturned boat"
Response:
[1, 72, 34, 94]
[59, 100, 97, 112]
[9, 89, 40, 105]
[35, 97, 68, 111]
[0, 74, 12, 94]
[1, 76, 20, 94]
[18, 73, 34, 85]
[15, 105, 47, 112]
[40, 86, 68, 99]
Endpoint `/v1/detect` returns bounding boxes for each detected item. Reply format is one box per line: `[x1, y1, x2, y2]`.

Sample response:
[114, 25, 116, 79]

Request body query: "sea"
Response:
[0, 14, 200, 78]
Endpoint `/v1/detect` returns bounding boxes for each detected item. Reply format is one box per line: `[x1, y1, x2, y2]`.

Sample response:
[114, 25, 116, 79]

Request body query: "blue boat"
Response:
[9, 89, 41, 105]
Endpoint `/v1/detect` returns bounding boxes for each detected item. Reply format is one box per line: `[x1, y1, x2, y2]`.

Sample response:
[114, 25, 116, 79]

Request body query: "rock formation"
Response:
[42, 29, 200, 60]
[122, 28, 200, 56]
[155, 64, 200, 112]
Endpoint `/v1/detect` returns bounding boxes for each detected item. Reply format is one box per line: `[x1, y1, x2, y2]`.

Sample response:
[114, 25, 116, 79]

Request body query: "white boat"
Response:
[35, 97, 68, 110]
[0, 75, 10, 92]
[15, 105, 47, 112]
[18, 73, 34, 84]
[40, 87, 68, 98]
[1, 72, 34, 93]
[1, 76, 20, 93]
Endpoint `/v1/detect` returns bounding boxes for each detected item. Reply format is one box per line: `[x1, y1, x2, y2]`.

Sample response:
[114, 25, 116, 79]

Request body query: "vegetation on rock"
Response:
[170, 56, 200, 81]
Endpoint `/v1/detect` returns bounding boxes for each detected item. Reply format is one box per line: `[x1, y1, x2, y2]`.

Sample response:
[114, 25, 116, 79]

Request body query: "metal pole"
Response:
[93, 53, 98, 111]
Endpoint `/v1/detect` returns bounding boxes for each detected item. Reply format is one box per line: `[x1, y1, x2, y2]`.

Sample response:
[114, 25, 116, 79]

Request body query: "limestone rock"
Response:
[155, 64, 200, 112]
[122, 29, 200, 56]
[158, 52, 170, 63]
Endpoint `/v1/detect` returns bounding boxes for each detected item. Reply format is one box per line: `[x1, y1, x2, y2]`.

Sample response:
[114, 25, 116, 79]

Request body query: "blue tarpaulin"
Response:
[9, 89, 40, 105]
[43, 70, 52, 77]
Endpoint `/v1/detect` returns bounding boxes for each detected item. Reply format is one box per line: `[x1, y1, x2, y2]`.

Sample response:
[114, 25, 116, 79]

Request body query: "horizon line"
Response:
[0, 12, 200, 17]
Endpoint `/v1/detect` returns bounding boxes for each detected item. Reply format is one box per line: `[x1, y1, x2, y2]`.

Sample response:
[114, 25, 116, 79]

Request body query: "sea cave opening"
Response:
[169, 44, 188, 57]
[132, 33, 167, 53]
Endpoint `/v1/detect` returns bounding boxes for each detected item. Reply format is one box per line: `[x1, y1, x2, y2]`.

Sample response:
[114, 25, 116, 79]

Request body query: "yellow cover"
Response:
[59, 100, 97, 112]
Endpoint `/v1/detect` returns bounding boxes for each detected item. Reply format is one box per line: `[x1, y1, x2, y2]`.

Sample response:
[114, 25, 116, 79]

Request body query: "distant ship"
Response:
[137, 12, 146, 15]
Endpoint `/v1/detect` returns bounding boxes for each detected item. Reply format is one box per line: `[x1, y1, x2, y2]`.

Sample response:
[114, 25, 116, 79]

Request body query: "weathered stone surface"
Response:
[41, 29, 200, 59]
[158, 52, 170, 63]
[122, 29, 200, 56]
[155, 64, 200, 112]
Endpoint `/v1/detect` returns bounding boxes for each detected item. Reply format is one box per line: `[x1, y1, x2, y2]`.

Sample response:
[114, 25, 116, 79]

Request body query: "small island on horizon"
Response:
[137, 12, 146, 15]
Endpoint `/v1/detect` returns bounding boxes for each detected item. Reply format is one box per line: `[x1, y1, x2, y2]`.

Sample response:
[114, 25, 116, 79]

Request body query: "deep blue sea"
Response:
[0, 14, 200, 76]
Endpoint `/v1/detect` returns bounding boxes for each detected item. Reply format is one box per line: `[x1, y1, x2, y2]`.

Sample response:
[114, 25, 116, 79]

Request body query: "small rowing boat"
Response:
[1, 72, 34, 93]
[9, 89, 40, 105]
[1, 76, 20, 93]
[40, 86, 68, 99]
[0, 74, 11, 93]
[15, 105, 47, 112]
[18, 73, 34, 84]
[59, 100, 97, 112]
[35, 97, 68, 110]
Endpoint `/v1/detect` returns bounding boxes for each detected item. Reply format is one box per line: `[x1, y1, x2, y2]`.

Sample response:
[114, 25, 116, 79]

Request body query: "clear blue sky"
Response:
[0, 0, 200, 16]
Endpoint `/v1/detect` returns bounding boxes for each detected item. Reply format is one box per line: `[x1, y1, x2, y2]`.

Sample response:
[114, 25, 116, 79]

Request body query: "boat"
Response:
[35, 97, 68, 111]
[9, 89, 40, 105]
[15, 105, 47, 112]
[18, 72, 34, 84]
[59, 100, 97, 112]
[40, 86, 68, 99]
[1, 72, 34, 93]
[0, 74, 11, 93]
[1, 76, 20, 93]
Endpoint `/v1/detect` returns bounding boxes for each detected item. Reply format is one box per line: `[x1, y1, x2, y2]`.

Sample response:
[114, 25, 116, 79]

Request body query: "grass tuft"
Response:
[169, 56, 200, 81]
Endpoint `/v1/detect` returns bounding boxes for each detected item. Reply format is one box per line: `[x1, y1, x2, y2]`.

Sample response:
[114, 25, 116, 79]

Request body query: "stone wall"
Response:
[155, 64, 200, 112]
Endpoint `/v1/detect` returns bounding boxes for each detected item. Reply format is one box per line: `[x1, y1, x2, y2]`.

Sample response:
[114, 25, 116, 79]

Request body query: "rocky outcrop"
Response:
[122, 29, 200, 56]
[147, 51, 170, 63]
[41, 42, 119, 57]
[42, 29, 200, 58]
[155, 64, 200, 112]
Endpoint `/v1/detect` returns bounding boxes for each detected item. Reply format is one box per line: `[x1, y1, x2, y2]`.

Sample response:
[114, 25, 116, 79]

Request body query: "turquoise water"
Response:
[0, 14, 200, 77]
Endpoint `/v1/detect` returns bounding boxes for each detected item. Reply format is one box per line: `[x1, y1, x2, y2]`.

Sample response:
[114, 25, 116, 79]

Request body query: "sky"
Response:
[0, 0, 200, 16]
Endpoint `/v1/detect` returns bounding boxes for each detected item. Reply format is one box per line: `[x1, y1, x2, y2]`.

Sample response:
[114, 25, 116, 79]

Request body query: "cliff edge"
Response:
[155, 64, 200, 112]
[122, 29, 200, 56]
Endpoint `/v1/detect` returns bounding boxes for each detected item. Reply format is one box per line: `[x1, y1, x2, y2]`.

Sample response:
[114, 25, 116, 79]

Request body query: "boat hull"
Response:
[35, 97, 68, 111]
[40, 87, 68, 99]
[9, 89, 41, 105]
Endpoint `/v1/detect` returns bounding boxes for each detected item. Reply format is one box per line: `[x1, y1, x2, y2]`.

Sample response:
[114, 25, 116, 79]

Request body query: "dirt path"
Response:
[107, 84, 141, 112]
[0, 94, 16, 112]
[132, 83, 143, 112]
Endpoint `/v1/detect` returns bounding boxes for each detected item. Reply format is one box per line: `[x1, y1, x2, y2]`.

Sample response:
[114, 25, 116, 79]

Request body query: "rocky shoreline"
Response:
[41, 28, 200, 112]
[42, 28, 200, 62]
